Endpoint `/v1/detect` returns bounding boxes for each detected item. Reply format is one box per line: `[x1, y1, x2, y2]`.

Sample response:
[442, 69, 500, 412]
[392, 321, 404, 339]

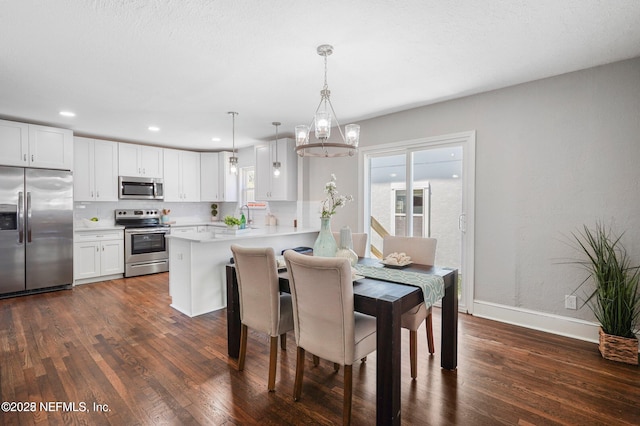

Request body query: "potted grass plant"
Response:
[571, 222, 639, 365]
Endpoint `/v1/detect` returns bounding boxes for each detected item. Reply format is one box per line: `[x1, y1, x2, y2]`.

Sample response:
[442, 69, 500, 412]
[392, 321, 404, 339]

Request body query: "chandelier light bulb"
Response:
[345, 124, 360, 147]
[295, 125, 309, 146]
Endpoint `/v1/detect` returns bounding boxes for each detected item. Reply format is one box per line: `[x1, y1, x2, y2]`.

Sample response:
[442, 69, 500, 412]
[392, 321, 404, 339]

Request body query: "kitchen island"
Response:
[165, 226, 318, 317]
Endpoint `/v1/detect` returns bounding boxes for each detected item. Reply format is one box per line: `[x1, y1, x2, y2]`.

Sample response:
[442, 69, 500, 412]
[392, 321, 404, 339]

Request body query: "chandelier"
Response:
[294, 44, 360, 157]
[228, 111, 239, 174]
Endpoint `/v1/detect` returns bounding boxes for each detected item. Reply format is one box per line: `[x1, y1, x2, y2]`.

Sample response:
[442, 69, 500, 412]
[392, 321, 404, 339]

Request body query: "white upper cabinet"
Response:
[200, 152, 220, 201]
[118, 142, 163, 178]
[255, 138, 297, 201]
[200, 151, 238, 202]
[163, 148, 201, 202]
[0, 119, 73, 170]
[73, 137, 119, 202]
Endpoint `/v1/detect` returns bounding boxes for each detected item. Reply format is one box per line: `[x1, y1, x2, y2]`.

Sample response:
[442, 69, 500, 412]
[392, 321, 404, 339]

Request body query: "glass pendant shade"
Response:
[229, 156, 238, 175]
[295, 125, 309, 147]
[273, 161, 281, 176]
[228, 111, 239, 174]
[315, 111, 331, 139]
[345, 124, 360, 147]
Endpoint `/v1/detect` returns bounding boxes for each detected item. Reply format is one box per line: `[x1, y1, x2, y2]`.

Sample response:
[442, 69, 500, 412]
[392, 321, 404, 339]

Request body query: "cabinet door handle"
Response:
[91, 191, 94, 198]
[96, 191, 100, 198]
[31, 154, 34, 162]
[96, 247, 99, 252]
[23, 154, 27, 161]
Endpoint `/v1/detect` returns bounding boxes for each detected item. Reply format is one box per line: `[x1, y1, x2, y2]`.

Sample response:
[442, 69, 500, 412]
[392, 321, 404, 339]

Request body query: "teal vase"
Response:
[313, 217, 337, 257]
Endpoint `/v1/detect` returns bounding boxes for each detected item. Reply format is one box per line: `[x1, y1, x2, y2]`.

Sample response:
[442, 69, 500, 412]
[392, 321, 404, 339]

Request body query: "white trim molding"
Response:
[473, 300, 601, 344]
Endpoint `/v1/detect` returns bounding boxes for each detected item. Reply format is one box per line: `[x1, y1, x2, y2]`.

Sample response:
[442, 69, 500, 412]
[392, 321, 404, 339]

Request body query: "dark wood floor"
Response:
[1, 273, 638, 425]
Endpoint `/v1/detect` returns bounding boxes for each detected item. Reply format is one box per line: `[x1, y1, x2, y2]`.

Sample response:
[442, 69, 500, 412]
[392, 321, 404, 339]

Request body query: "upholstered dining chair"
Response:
[230, 244, 294, 392]
[332, 232, 368, 257]
[283, 250, 377, 426]
[383, 235, 437, 379]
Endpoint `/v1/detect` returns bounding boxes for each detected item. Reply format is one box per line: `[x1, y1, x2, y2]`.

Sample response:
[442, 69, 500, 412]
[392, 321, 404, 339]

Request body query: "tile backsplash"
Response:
[74, 200, 302, 228]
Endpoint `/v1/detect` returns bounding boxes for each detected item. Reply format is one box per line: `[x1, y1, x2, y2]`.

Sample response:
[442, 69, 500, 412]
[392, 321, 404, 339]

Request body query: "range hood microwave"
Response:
[119, 176, 164, 200]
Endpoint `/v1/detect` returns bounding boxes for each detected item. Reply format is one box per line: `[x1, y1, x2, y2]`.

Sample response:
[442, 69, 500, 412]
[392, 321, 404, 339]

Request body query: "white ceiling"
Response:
[1, 1, 640, 151]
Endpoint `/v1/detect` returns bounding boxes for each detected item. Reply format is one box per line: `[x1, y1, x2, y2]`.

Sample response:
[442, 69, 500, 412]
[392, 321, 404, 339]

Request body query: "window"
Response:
[241, 167, 255, 205]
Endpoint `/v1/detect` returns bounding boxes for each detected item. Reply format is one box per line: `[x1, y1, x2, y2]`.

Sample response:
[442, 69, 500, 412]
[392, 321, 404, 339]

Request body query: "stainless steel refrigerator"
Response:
[0, 166, 73, 295]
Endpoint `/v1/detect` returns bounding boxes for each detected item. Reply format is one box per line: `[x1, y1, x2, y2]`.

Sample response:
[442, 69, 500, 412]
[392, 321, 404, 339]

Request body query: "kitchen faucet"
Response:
[240, 205, 252, 227]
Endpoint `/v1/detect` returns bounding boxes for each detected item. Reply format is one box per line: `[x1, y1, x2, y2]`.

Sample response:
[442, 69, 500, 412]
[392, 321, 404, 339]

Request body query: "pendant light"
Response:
[228, 111, 238, 175]
[294, 44, 360, 158]
[272, 121, 281, 177]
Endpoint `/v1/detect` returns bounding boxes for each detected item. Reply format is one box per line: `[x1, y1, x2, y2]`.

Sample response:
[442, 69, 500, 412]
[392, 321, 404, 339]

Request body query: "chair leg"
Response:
[293, 347, 305, 401]
[410, 329, 418, 379]
[312, 355, 320, 366]
[361, 357, 367, 363]
[334, 363, 340, 372]
[280, 332, 287, 350]
[268, 336, 278, 392]
[343, 364, 353, 426]
[238, 324, 248, 371]
[426, 313, 435, 354]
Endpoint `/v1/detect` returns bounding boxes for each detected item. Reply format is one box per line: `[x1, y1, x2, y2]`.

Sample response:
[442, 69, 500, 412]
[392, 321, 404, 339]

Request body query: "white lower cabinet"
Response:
[74, 230, 124, 283]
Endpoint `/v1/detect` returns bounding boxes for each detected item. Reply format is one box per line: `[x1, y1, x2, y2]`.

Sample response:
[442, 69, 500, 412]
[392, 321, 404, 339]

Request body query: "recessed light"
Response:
[59, 111, 76, 117]
[390, 173, 397, 177]
[452, 174, 459, 178]
[212, 137, 221, 142]
[148, 126, 160, 132]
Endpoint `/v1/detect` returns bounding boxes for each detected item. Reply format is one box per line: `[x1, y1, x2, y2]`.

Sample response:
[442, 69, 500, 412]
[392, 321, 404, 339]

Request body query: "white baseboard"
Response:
[473, 300, 601, 344]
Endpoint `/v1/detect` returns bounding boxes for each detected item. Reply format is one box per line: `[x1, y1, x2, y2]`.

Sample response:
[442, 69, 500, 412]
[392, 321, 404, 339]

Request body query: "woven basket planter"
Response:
[598, 328, 639, 365]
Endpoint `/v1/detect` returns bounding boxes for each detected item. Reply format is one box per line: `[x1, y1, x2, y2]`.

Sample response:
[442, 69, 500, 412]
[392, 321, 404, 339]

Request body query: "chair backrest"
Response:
[230, 244, 281, 336]
[284, 250, 355, 365]
[332, 232, 368, 257]
[382, 236, 437, 266]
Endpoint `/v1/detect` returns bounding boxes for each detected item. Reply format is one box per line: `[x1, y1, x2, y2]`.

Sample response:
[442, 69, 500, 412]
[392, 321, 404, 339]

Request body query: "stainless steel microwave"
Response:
[119, 176, 164, 200]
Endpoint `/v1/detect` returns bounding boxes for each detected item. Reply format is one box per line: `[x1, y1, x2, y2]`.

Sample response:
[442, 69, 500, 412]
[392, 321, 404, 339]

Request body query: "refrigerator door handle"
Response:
[18, 191, 24, 243]
[26, 191, 32, 243]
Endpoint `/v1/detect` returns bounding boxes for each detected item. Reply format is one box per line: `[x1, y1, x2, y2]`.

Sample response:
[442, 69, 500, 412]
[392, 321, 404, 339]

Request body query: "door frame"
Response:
[358, 131, 476, 313]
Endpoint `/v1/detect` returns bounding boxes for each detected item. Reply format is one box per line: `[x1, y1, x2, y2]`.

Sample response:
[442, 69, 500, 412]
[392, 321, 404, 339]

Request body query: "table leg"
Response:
[376, 294, 402, 425]
[441, 269, 458, 370]
[226, 265, 241, 358]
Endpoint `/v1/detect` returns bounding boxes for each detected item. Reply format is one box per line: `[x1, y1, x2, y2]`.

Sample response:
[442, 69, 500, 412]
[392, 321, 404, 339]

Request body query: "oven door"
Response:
[124, 228, 169, 263]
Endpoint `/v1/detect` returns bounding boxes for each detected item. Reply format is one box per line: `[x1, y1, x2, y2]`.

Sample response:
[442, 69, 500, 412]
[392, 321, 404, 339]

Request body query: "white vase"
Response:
[335, 247, 358, 266]
[335, 226, 358, 266]
[313, 217, 337, 257]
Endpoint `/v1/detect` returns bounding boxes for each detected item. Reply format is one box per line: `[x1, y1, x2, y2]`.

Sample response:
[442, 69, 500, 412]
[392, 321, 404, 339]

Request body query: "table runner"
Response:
[354, 264, 445, 307]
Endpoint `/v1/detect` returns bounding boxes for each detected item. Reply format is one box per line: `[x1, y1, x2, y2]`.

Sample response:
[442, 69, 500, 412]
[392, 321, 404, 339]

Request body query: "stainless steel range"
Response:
[115, 209, 169, 277]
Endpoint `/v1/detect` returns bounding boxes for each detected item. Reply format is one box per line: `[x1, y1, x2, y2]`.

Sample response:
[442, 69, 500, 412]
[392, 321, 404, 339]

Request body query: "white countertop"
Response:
[168, 221, 224, 227]
[75, 225, 125, 232]
[165, 226, 318, 243]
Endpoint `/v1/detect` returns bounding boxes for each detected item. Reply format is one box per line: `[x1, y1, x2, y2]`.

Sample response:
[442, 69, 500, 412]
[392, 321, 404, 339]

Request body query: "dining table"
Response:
[226, 257, 458, 426]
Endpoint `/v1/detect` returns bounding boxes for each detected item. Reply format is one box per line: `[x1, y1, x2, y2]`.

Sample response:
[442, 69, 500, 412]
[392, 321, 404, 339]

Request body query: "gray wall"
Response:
[305, 57, 640, 321]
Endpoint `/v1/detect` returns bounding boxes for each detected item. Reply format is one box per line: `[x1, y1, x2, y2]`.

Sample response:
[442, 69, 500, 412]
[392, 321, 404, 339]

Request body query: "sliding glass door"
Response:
[360, 132, 475, 312]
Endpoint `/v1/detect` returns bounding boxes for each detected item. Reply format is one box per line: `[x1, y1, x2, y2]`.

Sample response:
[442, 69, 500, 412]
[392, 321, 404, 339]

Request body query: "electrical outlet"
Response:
[565, 295, 577, 310]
